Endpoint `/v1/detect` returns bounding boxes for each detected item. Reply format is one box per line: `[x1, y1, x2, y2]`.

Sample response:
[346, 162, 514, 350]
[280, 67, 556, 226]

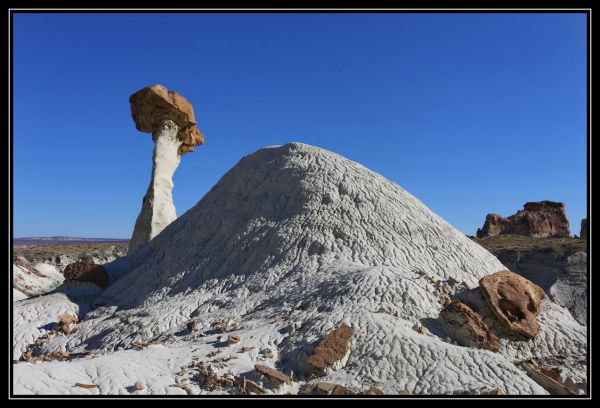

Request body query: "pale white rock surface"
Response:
[128, 120, 183, 253]
[13, 143, 586, 395]
[12, 259, 64, 300]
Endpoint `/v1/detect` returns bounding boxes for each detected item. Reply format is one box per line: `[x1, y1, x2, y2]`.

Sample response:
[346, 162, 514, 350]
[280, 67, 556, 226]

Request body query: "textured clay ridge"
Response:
[479, 270, 545, 338]
[307, 323, 354, 371]
[439, 300, 499, 352]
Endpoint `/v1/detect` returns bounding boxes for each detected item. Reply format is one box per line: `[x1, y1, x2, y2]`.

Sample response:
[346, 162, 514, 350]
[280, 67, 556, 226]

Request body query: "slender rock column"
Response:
[128, 120, 183, 252]
[128, 85, 204, 253]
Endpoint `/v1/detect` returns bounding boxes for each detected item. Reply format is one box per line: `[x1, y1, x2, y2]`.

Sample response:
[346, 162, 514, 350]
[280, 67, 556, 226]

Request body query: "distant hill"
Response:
[14, 237, 129, 246]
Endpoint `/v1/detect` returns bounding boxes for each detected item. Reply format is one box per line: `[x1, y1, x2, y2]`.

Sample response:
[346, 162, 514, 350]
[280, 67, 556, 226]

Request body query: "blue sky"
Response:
[12, 12, 587, 238]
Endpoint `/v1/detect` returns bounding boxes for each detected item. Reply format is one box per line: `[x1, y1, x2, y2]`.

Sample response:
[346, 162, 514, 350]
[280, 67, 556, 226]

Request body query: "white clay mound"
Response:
[13, 143, 586, 395]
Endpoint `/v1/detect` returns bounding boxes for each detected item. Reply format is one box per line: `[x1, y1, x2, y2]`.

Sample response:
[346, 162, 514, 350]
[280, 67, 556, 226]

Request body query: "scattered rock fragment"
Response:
[363, 386, 385, 395]
[299, 382, 355, 395]
[439, 300, 499, 352]
[307, 323, 354, 371]
[260, 347, 275, 359]
[236, 376, 267, 395]
[186, 321, 197, 333]
[254, 364, 292, 386]
[211, 321, 225, 333]
[208, 348, 225, 358]
[479, 271, 546, 338]
[74, 383, 97, 389]
[58, 313, 79, 334]
[133, 381, 145, 391]
[227, 335, 240, 345]
[412, 322, 431, 336]
[521, 361, 582, 395]
[196, 364, 221, 390]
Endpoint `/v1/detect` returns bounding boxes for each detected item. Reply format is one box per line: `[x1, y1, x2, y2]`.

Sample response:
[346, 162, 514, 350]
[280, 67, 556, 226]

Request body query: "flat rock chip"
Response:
[439, 300, 499, 352]
[254, 364, 291, 384]
[300, 382, 355, 395]
[363, 386, 385, 395]
[479, 271, 546, 338]
[307, 323, 354, 370]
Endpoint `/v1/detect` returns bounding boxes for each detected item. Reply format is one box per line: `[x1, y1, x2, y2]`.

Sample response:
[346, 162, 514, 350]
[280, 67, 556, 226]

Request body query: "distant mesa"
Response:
[13, 237, 129, 246]
[476, 201, 570, 238]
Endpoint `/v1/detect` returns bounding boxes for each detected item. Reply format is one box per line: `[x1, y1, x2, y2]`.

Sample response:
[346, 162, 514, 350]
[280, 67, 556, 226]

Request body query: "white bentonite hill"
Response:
[13, 143, 586, 395]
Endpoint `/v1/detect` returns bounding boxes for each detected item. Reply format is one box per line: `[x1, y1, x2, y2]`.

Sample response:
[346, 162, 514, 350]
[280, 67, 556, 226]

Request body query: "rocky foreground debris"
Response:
[13, 143, 586, 396]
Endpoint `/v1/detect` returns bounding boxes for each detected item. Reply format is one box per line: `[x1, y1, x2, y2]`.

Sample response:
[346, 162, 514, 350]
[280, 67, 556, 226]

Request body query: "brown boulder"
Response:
[63, 261, 108, 288]
[476, 201, 570, 238]
[129, 84, 205, 155]
[479, 271, 546, 337]
[307, 323, 354, 371]
[439, 300, 499, 352]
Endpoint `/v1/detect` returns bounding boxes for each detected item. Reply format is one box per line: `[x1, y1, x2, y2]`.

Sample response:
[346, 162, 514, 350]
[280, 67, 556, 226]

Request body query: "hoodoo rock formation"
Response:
[128, 85, 205, 253]
[476, 201, 570, 238]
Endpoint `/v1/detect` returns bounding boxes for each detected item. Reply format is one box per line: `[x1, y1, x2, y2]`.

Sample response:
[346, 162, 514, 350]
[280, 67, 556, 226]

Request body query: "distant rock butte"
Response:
[580, 218, 588, 239]
[476, 201, 570, 238]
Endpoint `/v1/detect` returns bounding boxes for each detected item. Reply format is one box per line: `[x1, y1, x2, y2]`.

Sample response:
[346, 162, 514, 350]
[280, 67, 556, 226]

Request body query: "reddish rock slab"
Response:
[307, 323, 354, 371]
[254, 364, 292, 385]
[479, 271, 546, 338]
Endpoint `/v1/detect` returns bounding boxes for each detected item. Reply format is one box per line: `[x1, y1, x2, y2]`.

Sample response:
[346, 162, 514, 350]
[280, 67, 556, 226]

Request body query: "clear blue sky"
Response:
[13, 12, 588, 238]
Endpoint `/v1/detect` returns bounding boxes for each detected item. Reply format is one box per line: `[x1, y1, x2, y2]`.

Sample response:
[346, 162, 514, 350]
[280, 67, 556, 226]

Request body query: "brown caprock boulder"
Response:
[479, 271, 546, 338]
